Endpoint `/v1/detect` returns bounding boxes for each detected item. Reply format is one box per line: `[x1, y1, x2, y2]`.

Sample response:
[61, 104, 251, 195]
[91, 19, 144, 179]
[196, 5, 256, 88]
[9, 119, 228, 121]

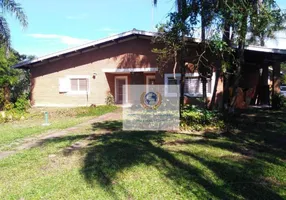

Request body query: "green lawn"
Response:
[0, 108, 285, 199]
[0, 105, 118, 150]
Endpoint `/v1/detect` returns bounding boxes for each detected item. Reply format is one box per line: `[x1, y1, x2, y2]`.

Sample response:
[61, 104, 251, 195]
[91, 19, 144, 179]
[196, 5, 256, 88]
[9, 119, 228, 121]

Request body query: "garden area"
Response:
[0, 107, 285, 199]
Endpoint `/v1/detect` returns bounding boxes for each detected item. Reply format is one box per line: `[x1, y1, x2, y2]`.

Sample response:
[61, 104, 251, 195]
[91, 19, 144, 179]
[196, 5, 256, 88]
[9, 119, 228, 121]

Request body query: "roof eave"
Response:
[13, 29, 157, 69]
[13, 29, 286, 69]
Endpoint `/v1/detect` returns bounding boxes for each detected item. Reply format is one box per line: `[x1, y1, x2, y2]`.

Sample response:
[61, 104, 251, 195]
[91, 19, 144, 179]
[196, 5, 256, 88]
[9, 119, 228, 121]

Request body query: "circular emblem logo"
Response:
[140, 92, 162, 109]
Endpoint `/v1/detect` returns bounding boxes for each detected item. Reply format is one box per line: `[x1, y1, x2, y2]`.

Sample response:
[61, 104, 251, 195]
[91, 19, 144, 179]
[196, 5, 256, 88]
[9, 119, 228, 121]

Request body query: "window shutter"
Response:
[59, 78, 70, 92]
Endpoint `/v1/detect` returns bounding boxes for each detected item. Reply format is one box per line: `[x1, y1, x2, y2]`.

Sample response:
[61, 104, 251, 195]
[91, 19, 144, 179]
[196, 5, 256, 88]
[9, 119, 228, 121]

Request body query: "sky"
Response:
[6, 0, 286, 57]
[264, 0, 286, 48]
[7, 0, 175, 57]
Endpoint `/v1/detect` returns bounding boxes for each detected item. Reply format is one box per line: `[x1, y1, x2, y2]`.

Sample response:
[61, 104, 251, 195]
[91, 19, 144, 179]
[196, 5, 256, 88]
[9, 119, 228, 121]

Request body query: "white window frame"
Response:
[145, 75, 156, 92]
[66, 75, 91, 95]
[115, 76, 128, 104]
[164, 73, 215, 97]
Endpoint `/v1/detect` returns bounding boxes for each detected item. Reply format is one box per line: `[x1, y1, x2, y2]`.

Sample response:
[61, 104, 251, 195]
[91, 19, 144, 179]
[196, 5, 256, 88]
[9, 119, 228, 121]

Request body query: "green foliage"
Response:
[281, 74, 286, 85]
[272, 92, 286, 110]
[248, 1, 286, 46]
[0, 109, 27, 123]
[181, 105, 224, 130]
[0, 88, 4, 109]
[154, 0, 286, 112]
[152, 19, 188, 75]
[11, 69, 30, 102]
[105, 91, 115, 105]
[14, 93, 30, 111]
[0, 47, 31, 111]
[75, 105, 118, 118]
[3, 101, 14, 111]
[0, 48, 20, 87]
[0, 93, 31, 122]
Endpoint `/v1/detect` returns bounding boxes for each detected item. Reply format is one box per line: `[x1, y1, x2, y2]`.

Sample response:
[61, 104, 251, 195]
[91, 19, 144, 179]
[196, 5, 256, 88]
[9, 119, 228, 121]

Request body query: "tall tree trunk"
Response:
[230, 14, 247, 110]
[201, 0, 208, 110]
[222, 21, 231, 111]
[178, 0, 188, 118]
[209, 68, 221, 109]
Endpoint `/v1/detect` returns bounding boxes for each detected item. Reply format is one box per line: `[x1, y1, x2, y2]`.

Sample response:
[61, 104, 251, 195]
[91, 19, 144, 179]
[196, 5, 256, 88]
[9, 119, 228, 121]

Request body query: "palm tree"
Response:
[0, 0, 27, 109]
[0, 0, 28, 50]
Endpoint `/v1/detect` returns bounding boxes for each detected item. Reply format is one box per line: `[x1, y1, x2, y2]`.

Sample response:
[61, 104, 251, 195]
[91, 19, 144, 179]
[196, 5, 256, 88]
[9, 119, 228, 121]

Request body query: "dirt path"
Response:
[0, 111, 122, 160]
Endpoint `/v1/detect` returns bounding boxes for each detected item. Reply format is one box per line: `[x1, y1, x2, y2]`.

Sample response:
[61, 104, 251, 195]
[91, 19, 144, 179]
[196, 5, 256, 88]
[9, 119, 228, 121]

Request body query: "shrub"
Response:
[14, 93, 30, 111]
[3, 101, 14, 111]
[105, 91, 115, 105]
[272, 92, 286, 110]
[0, 109, 28, 123]
[181, 105, 223, 130]
[10, 70, 31, 103]
[281, 74, 286, 85]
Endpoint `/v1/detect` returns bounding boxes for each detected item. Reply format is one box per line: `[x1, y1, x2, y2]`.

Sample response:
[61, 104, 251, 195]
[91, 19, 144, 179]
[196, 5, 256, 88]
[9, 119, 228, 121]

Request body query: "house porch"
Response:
[103, 68, 157, 104]
[241, 48, 286, 109]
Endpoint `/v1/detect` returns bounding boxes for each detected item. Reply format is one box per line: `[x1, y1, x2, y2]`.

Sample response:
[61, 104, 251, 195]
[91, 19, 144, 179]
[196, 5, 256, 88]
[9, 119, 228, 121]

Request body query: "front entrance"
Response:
[115, 76, 128, 104]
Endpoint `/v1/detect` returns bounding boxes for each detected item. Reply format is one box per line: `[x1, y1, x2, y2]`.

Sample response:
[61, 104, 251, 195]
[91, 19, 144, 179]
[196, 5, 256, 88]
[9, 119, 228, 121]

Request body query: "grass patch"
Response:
[0, 105, 118, 149]
[75, 105, 118, 117]
[0, 108, 285, 199]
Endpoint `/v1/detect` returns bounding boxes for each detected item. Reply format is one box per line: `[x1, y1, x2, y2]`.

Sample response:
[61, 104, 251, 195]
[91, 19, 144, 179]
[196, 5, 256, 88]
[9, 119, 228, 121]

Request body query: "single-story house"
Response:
[14, 29, 286, 108]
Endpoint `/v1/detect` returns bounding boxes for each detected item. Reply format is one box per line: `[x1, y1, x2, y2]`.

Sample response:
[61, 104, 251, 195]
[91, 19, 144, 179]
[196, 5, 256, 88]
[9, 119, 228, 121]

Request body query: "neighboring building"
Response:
[14, 29, 286, 108]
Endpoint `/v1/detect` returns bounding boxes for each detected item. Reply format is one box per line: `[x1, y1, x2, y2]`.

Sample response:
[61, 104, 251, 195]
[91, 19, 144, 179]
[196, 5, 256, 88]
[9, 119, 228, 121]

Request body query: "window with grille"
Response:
[165, 73, 214, 97]
[184, 77, 212, 95]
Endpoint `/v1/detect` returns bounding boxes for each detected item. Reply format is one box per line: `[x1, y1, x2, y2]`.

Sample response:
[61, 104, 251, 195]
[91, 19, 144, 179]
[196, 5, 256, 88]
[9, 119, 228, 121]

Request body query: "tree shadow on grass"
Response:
[23, 134, 90, 151]
[225, 108, 286, 150]
[80, 129, 228, 199]
[36, 108, 285, 199]
[221, 109, 286, 164]
[91, 120, 122, 132]
[78, 115, 285, 199]
[176, 150, 285, 199]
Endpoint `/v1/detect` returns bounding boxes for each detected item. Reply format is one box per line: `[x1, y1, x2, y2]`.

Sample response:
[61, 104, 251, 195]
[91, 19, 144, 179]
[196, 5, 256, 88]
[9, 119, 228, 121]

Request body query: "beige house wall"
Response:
[30, 38, 158, 107]
[29, 37, 224, 108]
